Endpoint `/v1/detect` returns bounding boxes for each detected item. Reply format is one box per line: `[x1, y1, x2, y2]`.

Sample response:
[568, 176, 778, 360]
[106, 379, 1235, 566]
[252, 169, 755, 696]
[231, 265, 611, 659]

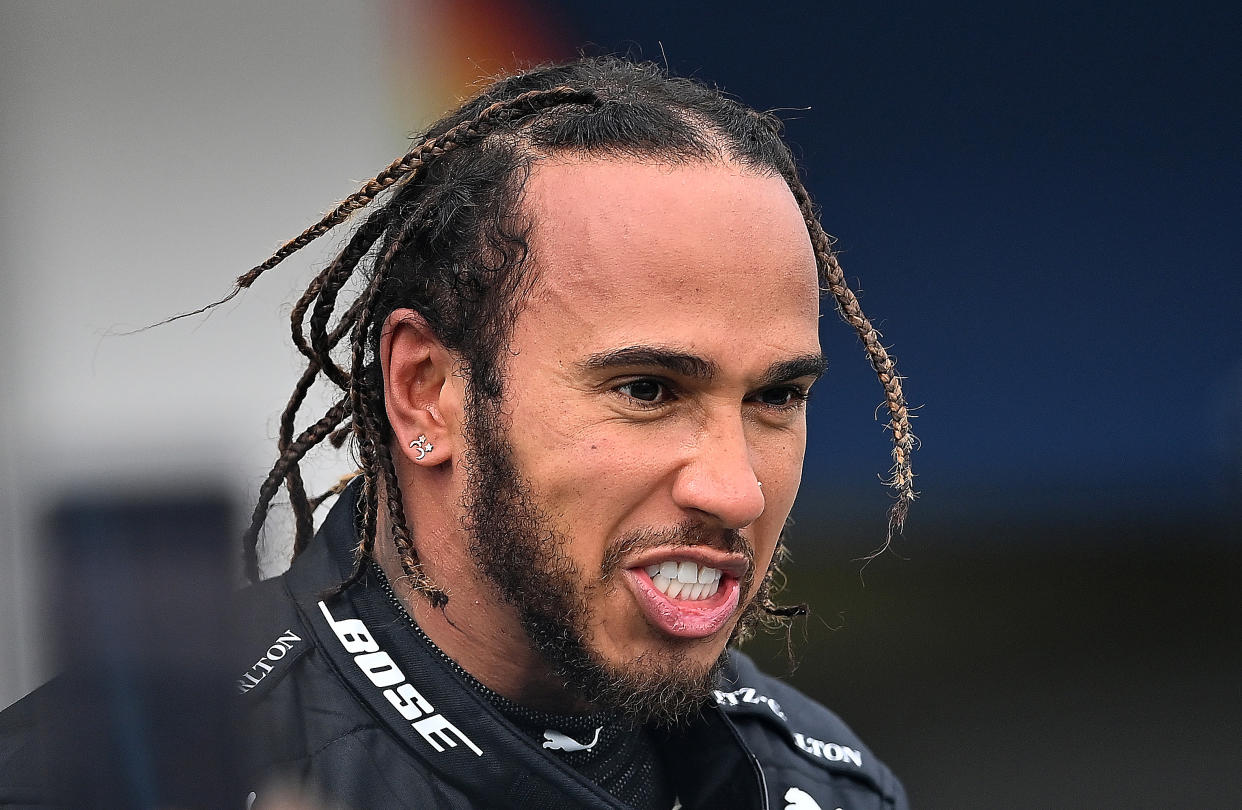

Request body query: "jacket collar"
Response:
[281, 481, 769, 809]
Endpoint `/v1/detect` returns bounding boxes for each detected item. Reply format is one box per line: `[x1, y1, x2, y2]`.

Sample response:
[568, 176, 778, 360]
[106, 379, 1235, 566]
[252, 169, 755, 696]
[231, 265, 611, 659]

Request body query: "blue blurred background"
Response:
[1, 2, 1238, 807]
[554, 1, 1242, 528]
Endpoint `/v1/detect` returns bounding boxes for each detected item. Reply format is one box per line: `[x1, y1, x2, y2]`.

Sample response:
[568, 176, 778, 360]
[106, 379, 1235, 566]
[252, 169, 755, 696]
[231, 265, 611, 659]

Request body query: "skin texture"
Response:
[376, 157, 822, 714]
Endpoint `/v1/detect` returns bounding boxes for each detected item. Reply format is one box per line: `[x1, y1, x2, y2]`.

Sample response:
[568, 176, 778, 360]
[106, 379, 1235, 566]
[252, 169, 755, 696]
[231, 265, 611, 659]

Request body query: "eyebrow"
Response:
[582, 346, 718, 379]
[756, 354, 828, 387]
[580, 345, 826, 386]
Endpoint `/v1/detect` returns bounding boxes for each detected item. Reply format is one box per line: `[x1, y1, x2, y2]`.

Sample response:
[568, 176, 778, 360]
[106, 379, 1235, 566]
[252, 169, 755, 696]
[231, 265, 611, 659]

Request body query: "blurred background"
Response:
[1, 1, 1238, 807]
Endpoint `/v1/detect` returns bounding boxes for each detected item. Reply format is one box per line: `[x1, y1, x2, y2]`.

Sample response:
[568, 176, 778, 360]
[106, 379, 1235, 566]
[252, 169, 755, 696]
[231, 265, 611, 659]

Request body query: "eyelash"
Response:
[613, 378, 812, 412]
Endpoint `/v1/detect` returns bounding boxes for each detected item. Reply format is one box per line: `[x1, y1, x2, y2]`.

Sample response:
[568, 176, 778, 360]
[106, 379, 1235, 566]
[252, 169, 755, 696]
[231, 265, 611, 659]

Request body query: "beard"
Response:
[459, 396, 774, 727]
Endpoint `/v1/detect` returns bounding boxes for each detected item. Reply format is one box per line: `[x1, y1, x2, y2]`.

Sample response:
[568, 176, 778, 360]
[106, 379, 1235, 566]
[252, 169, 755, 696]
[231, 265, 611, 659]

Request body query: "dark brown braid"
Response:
[212, 60, 912, 632]
[341, 271, 388, 591]
[788, 185, 917, 550]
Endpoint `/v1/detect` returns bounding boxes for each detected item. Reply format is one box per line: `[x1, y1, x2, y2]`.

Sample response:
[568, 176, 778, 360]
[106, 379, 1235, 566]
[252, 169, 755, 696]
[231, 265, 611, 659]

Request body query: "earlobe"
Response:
[379, 309, 458, 464]
[408, 434, 435, 461]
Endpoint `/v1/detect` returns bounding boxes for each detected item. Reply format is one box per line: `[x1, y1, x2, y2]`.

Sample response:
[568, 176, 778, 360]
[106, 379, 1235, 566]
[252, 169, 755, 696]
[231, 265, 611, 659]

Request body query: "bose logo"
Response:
[318, 601, 483, 757]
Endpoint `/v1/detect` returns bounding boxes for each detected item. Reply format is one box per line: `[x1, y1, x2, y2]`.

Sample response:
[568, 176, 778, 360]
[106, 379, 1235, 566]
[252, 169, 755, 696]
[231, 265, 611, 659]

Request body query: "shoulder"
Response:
[716, 650, 910, 809]
[230, 572, 468, 808]
[230, 574, 315, 696]
[230, 573, 358, 760]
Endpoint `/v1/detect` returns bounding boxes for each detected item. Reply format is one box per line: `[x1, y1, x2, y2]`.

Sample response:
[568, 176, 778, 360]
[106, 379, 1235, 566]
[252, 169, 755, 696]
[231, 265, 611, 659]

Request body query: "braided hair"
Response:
[205, 57, 914, 605]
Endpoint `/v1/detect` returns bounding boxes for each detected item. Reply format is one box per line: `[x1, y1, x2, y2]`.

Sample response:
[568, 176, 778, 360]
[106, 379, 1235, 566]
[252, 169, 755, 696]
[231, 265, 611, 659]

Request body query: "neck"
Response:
[373, 486, 592, 714]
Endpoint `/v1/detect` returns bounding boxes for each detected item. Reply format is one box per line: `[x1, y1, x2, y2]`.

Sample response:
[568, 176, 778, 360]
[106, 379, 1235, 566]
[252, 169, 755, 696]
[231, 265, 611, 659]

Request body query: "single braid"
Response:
[327, 421, 353, 449]
[343, 274, 387, 581]
[761, 600, 808, 618]
[278, 366, 324, 559]
[758, 534, 807, 620]
[378, 438, 448, 606]
[309, 470, 363, 511]
[279, 366, 320, 451]
[286, 466, 315, 554]
[788, 183, 917, 545]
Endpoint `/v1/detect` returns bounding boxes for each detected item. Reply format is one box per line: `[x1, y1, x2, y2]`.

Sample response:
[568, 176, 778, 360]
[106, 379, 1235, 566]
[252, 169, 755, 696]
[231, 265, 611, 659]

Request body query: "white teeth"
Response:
[642, 560, 725, 600]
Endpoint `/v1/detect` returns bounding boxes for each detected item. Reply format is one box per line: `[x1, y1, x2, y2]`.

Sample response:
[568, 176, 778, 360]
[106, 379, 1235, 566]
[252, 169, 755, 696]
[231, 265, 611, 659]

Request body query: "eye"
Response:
[616, 378, 671, 405]
[751, 385, 810, 410]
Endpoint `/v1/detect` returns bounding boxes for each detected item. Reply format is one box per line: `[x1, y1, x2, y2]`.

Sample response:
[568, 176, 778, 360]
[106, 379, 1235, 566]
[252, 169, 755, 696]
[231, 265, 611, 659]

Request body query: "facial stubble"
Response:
[460, 398, 774, 727]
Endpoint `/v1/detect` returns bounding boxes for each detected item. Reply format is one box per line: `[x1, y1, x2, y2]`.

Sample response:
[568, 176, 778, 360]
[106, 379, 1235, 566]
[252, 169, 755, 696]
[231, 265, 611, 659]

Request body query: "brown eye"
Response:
[619, 379, 665, 402]
[758, 388, 794, 406]
[754, 386, 809, 409]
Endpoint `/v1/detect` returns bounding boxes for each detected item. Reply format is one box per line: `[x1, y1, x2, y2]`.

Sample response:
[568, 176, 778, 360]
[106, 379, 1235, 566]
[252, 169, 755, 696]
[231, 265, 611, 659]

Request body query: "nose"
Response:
[671, 410, 766, 529]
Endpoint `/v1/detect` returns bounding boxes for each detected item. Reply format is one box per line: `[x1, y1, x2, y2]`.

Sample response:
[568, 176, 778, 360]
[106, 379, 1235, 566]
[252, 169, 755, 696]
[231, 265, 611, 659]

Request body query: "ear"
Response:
[379, 309, 463, 466]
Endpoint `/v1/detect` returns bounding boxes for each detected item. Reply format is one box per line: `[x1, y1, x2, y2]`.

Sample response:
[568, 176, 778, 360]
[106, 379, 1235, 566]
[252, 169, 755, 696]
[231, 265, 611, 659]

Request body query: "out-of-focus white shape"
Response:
[0, 0, 434, 709]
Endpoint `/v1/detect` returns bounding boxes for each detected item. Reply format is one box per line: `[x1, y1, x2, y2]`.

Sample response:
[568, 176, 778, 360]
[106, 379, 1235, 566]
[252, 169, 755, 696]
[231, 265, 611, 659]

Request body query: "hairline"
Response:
[463, 145, 800, 407]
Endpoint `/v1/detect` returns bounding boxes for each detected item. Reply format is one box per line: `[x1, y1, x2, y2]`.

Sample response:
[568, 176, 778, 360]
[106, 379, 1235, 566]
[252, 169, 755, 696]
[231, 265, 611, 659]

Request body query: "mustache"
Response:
[600, 521, 755, 587]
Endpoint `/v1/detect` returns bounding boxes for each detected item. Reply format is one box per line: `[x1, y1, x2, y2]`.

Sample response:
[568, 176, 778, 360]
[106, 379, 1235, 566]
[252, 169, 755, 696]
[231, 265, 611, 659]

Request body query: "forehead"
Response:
[516, 158, 821, 356]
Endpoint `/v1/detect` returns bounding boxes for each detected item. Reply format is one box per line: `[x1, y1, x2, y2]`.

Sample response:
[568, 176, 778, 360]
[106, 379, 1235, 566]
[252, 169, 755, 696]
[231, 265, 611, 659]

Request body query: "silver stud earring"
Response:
[409, 434, 434, 461]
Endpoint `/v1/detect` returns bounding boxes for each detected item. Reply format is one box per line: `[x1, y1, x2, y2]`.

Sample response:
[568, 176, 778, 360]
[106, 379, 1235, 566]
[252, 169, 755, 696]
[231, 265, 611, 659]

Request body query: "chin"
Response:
[586, 643, 729, 728]
[614, 630, 729, 672]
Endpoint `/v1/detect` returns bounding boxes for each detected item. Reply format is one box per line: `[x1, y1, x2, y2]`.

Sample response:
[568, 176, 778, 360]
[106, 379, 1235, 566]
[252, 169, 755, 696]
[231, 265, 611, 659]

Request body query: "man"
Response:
[3, 58, 915, 808]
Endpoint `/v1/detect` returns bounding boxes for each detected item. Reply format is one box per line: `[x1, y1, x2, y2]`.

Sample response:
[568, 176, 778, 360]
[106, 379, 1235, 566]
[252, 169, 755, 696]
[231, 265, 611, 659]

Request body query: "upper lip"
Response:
[624, 546, 749, 580]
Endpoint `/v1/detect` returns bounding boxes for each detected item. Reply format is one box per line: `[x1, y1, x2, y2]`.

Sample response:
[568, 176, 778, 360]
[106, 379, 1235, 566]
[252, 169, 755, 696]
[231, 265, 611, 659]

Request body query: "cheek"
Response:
[506, 409, 658, 544]
[750, 431, 807, 564]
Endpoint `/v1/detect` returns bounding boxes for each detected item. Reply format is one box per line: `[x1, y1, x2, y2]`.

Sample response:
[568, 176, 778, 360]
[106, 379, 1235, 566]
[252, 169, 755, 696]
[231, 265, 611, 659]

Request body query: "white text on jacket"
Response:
[793, 732, 862, 767]
[318, 601, 483, 756]
[237, 630, 302, 694]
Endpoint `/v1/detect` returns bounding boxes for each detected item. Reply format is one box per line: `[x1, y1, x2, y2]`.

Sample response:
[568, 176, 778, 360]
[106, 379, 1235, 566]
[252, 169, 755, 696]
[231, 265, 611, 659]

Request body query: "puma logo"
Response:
[541, 726, 602, 752]
[784, 786, 826, 810]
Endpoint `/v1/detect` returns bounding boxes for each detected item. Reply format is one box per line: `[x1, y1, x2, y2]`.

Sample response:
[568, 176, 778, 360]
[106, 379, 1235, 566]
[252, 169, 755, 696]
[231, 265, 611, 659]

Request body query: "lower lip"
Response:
[622, 569, 742, 639]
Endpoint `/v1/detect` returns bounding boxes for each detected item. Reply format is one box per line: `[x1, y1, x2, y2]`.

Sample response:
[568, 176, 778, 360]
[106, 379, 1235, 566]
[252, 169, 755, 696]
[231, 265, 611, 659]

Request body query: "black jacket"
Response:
[1, 490, 908, 809]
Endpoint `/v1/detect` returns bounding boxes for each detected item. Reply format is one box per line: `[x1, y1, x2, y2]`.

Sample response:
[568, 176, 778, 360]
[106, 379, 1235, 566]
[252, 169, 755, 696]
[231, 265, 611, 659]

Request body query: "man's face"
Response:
[461, 158, 822, 721]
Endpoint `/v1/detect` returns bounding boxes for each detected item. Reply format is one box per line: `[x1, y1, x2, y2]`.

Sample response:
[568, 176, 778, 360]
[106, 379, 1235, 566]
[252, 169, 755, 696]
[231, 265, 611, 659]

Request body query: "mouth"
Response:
[621, 550, 747, 640]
